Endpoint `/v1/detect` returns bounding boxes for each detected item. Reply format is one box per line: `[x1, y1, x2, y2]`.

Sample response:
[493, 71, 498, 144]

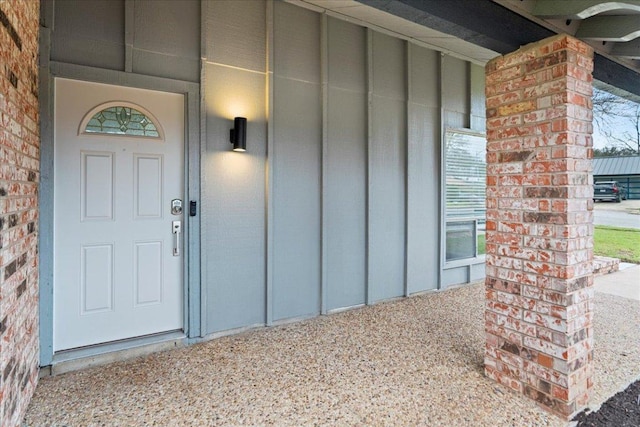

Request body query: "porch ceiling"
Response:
[286, 0, 499, 63]
[288, 0, 640, 102]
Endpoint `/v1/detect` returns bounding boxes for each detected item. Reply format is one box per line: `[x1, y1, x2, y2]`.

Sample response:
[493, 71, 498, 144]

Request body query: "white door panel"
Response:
[54, 78, 184, 351]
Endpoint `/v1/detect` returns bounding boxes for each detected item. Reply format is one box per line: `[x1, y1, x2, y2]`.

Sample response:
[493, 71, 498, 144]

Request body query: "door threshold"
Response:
[43, 331, 186, 376]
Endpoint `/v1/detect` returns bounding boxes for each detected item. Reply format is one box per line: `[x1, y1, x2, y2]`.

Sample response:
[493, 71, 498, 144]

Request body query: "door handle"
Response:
[172, 221, 181, 256]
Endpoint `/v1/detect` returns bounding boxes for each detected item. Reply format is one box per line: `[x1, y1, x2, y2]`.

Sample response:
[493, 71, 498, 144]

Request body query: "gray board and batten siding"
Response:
[47, 0, 201, 82]
[202, 1, 486, 335]
[40, 0, 486, 351]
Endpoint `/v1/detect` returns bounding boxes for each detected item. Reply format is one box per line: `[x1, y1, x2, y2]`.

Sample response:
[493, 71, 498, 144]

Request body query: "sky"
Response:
[591, 88, 639, 151]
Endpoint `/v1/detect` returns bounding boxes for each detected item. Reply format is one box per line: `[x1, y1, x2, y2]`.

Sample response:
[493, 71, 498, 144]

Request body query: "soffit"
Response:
[497, 0, 640, 60]
[286, 0, 501, 64]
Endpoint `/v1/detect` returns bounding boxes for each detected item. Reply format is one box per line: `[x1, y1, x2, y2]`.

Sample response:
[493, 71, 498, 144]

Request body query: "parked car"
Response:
[593, 181, 624, 202]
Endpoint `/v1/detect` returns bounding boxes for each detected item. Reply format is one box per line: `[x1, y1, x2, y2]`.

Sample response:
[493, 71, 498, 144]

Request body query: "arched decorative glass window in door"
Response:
[79, 102, 165, 140]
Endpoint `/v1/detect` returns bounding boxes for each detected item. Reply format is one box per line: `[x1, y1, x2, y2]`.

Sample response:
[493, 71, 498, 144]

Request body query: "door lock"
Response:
[171, 199, 183, 215]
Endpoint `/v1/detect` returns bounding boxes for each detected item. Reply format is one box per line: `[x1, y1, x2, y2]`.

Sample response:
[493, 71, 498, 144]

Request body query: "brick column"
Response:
[484, 34, 594, 419]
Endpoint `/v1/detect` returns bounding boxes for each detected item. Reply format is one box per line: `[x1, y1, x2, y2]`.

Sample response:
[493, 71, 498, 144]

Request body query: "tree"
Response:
[593, 146, 638, 158]
[592, 89, 640, 155]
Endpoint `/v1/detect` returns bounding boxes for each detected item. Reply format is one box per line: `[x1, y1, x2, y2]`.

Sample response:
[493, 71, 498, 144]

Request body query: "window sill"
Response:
[444, 254, 486, 269]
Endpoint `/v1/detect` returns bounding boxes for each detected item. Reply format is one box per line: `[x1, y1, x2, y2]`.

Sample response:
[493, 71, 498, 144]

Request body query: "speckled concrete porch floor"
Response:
[24, 283, 640, 426]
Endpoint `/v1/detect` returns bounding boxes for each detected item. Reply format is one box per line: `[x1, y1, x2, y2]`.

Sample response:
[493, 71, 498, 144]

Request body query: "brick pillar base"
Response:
[484, 34, 594, 419]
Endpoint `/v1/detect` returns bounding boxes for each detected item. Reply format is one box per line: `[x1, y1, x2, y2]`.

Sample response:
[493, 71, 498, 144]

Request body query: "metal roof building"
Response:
[594, 155, 640, 199]
[594, 156, 640, 176]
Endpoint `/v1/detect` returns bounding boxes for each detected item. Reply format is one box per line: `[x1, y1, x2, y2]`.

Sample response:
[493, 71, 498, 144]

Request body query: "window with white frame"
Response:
[444, 129, 487, 262]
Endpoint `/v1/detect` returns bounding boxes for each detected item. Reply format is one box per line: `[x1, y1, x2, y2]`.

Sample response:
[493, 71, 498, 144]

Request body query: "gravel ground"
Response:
[24, 283, 640, 426]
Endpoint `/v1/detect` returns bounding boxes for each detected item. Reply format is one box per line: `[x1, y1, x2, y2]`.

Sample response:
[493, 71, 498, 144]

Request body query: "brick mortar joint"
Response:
[487, 34, 594, 69]
[0, 181, 41, 189]
[486, 61, 595, 80]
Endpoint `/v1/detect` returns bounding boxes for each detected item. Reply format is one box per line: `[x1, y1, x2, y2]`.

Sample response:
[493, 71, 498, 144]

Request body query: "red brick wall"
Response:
[484, 34, 594, 419]
[0, 1, 40, 425]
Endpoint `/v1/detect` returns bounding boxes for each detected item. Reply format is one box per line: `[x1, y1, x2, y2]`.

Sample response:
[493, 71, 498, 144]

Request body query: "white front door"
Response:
[54, 78, 184, 351]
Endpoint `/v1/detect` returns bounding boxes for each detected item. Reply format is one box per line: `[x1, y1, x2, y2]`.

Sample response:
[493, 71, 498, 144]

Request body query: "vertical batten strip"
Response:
[124, 0, 134, 72]
[265, 0, 275, 326]
[320, 13, 329, 315]
[365, 28, 373, 306]
[198, 0, 209, 336]
[404, 41, 411, 297]
[438, 53, 445, 290]
[467, 61, 472, 129]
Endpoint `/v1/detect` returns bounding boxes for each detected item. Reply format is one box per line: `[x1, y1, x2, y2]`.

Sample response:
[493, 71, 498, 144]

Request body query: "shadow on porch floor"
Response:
[24, 282, 640, 426]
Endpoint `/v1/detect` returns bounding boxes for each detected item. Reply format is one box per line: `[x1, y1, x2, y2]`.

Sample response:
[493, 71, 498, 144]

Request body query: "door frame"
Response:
[39, 62, 202, 366]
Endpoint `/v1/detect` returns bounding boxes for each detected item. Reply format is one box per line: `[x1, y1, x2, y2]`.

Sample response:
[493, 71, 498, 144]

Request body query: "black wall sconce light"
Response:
[230, 117, 247, 152]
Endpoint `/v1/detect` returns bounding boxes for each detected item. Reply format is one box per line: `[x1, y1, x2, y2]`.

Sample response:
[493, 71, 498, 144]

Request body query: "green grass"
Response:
[477, 233, 486, 255]
[594, 225, 640, 263]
